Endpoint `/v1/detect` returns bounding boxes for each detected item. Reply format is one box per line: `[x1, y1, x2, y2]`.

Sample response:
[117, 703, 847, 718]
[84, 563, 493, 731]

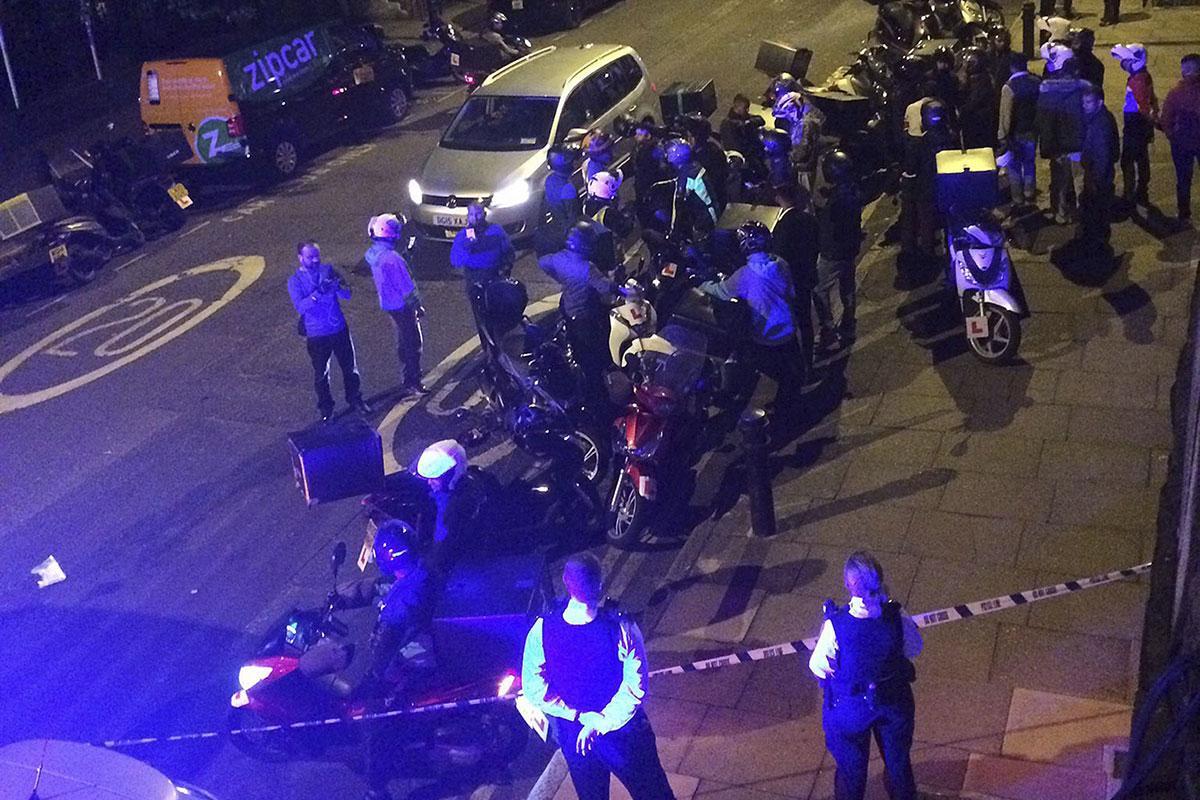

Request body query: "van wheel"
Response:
[384, 86, 411, 123]
[267, 134, 301, 179]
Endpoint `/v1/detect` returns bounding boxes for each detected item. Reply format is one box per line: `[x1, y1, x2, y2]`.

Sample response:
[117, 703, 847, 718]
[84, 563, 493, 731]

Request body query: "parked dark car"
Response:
[140, 22, 414, 180]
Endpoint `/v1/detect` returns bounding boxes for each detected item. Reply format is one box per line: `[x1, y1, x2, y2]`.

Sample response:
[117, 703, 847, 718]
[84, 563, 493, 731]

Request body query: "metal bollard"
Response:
[1062, 0, 1074, 17]
[740, 408, 776, 538]
[1022, 1, 1037, 59]
[1037, 0, 1053, 45]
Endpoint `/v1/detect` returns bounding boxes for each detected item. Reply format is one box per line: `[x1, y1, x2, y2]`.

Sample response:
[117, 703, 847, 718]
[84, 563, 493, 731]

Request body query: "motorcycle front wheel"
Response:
[567, 425, 610, 487]
[966, 304, 1021, 364]
[607, 470, 652, 547]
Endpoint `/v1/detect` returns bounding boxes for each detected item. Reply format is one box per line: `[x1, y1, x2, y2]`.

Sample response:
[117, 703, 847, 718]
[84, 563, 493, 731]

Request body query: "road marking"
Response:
[26, 295, 66, 318]
[0, 256, 265, 415]
[375, 293, 562, 473]
[179, 220, 211, 237]
[550, 33, 566, 41]
[114, 253, 149, 272]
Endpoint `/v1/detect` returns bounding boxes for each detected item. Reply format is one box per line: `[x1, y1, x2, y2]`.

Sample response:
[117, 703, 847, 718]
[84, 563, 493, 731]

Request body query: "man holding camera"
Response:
[288, 240, 371, 423]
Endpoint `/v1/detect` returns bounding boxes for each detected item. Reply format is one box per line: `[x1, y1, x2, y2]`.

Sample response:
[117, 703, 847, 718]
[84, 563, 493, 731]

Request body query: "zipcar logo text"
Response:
[244, 31, 320, 93]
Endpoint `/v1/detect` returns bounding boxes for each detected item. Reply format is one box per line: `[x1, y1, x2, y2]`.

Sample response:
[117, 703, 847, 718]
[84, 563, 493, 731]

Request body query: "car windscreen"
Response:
[440, 95, 558, 151]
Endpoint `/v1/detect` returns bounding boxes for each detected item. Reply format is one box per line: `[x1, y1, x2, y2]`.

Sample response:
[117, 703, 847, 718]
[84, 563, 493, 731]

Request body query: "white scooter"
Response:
[936, 148, 1026, 364]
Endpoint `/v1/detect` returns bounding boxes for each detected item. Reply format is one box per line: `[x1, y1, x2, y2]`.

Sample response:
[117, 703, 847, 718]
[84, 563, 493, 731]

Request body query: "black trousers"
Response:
[1172, 145, 1200, 218]
[1080, 182, 1115, 246]
[1121, 114, 1154, 200]
[741, 337, 806, 423]
[795, 288, 815, 378]
[1102, 0, 1120, 22]
[305, 327, 362, 414]
[387, 308, 424, 388]
[823, 685, 917, 800]
[565, 306, 613, 410]
[552, 712, 676, 800]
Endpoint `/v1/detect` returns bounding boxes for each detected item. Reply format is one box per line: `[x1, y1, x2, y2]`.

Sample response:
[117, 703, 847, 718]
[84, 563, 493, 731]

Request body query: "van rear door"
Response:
[140, 59, 246, 166]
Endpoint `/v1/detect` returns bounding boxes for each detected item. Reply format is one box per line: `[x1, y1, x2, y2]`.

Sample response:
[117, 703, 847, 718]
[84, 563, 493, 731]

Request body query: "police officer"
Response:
[539, 143, 583, 256]
[288, 240, 371, 422]
[522, 553, 676, 800]
[809, 551, 924, 800]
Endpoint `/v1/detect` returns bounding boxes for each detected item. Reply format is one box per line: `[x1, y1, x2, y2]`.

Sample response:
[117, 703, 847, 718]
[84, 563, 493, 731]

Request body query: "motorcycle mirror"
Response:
[331, 541, 347, 575]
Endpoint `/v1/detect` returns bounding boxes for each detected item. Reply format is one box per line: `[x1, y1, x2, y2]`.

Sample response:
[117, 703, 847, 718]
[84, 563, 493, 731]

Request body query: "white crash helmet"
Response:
[1111, 43, 1148, 73]
[416, 439, 468, 487]
[1036, 15, 1073, 42]
[773, 91, 807, 121]
[368, 213, 405, 240]
[587, 171, 621, 200]
[1040, 42, 1076, 74]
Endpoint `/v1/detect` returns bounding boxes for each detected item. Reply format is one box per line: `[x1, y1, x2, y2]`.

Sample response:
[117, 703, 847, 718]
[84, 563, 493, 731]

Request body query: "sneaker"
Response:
[402, 382, 430, 397]
[350, 399, 373, 415]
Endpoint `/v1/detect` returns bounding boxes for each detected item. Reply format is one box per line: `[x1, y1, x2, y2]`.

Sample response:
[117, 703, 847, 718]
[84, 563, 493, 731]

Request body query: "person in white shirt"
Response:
[522, 554, 675, 800]
[809, 551, 924, 800]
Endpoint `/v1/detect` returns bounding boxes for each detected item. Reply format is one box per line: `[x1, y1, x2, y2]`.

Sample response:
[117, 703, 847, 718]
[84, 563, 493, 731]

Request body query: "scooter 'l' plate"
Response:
[965, 315, 989, 338]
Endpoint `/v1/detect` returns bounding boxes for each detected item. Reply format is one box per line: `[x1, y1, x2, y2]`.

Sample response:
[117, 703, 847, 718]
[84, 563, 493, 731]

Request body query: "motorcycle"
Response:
[228, 542, 528, 768]
[456, 32, 534, 91]
[402, 17, 467, 86]
[47, 128, 192, 242]
[936, 148, 1025, 363]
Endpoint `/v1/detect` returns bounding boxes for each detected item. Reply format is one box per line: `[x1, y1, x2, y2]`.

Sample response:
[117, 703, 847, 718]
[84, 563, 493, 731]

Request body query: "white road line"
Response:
[179, 220, 212, 238]
[114, 253, 149, 272]
[550, 32, 566, 41]
[26, 295, 66, 317]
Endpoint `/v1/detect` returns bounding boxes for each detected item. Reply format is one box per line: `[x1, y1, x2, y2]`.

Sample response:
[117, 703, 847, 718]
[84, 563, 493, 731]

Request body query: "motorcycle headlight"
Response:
[491, 179, 530, 209]
[407, 178, 423, 205]
[238, 664, 274, 691]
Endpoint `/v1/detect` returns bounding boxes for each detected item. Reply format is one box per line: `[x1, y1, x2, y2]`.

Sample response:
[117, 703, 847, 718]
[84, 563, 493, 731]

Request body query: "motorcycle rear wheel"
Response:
[966, 304, 1021, 364]
[607, 470, 652, 547]
[567, 425, 610, 487]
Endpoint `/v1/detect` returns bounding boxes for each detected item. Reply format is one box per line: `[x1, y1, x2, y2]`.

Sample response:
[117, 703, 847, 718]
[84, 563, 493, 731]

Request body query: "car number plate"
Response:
[965, 315, 989, 338]
[358, 523, 376, 572]
[353, 65, 375, 85]
[49, 244, 68, 263]
[449, 52, 461, 67]
[168, 182, 193, 209]
[512, 0, 524, 8]
[434, 214, 466, 228]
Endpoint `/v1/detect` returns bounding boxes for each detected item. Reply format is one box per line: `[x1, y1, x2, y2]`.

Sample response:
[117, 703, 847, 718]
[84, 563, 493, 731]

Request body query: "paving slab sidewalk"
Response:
[543, 1, 1198, 797]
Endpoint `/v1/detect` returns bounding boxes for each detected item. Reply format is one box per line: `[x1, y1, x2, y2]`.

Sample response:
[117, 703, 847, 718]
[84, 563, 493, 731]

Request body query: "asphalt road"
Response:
[0, 0, 879, 797]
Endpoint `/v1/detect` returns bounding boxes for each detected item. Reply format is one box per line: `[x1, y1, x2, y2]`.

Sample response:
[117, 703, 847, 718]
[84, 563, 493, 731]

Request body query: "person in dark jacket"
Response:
[683, 113, 729, 214]
[1036, 44, 1090, 223]
[959, 49, 998, 149]
[900, 102, 954, 269]
[450, 203, 515, 287]
[998, 53, 1042, 206]
[1073, 29, 1106, 90]
[810, 551, 923, 800]
[719, 94, 764, 165]
[772, 181, 820, 377]
[522, 554, 676, 800]
[631, 117, 668, 227]
[1112, 43, 1159, 206]
[1161, 53, 1200, 223]
[539, 144, 582, 256]
[813, 151, 864, 352]
[1076, 84, 1120, 252]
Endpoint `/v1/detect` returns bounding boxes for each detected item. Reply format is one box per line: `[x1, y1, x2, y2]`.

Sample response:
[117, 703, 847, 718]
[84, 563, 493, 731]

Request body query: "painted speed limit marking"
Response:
[0, 256, 265, 415]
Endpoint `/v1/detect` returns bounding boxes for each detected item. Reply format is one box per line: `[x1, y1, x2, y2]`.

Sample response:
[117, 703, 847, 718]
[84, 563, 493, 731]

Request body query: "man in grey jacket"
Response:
[288, 241, 370, 422]
[365, 214, 426, 398]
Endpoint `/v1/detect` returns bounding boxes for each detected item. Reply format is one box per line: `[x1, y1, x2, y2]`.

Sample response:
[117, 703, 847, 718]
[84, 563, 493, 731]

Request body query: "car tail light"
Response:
[226, 114, 245, 137]
[498, 673, 517, 696]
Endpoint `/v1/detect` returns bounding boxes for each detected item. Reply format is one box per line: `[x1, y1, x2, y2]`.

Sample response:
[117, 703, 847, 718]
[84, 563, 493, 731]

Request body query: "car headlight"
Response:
[407, 178, 423, 205]
[238, 664, 274, 691]
[491, 179, 530, 209]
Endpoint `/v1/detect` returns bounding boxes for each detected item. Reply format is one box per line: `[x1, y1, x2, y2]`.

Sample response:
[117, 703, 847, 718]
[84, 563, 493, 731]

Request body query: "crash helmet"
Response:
[664, 138, 693, 168]
[373, 519, 418, 574]
[773, 90, 807, 122]
[960, 46, 986, 75]
[587, 170, 621, 200]
[489, 11, 508, 30]
[681, 112, 713, 142]
[1041, 41, 1076, 73]
[921, 99, 948, 131]
[761, 128, 791, 155]
[933, 45, 956, 70]
[416, 439, 468, 488]
[1037, 15, 1072, 42]
[1073, 27, 1096, 51]
[895, 54, 928, 82]
[368, 212, 405, 240]
[1111, 43, 1148, 73]
[821, 149, 853, 183]
[735, 220, 772, 256]
[584, 129, 613, 155]
[546, 143, 577, 174]
[565, 220, 597, 257]
[767, 72, 797, 102]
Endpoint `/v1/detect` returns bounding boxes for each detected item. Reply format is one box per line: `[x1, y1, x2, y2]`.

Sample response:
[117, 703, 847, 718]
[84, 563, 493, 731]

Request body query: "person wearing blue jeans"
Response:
[998, 54, 1042, 206]
[810, 551, 924, 800]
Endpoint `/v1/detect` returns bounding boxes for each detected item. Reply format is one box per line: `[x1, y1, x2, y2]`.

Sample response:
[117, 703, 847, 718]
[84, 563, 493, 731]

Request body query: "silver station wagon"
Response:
[407, 43, 657, 242]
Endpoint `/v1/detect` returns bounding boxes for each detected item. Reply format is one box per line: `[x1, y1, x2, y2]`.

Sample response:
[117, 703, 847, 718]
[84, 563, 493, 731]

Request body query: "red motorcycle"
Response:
[227, 543, 528, 769]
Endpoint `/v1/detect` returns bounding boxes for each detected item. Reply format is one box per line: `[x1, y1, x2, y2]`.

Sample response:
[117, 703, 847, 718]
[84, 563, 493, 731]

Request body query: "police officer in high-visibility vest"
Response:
[522, 553, 676, 800]
[809, 551, 924, 800]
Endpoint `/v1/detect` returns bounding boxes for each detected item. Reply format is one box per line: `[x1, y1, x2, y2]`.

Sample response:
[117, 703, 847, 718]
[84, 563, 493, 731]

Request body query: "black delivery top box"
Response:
[288, 417, 384, 507]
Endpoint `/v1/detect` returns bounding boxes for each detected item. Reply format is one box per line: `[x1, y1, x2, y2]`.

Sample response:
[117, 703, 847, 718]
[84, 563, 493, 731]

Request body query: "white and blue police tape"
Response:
[646, 561, 1152, 678]
[99, 561, 1151, 748]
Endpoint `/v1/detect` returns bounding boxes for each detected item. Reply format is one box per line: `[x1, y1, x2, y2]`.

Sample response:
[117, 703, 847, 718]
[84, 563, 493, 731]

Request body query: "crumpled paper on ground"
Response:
[31, 555, 66, 588]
